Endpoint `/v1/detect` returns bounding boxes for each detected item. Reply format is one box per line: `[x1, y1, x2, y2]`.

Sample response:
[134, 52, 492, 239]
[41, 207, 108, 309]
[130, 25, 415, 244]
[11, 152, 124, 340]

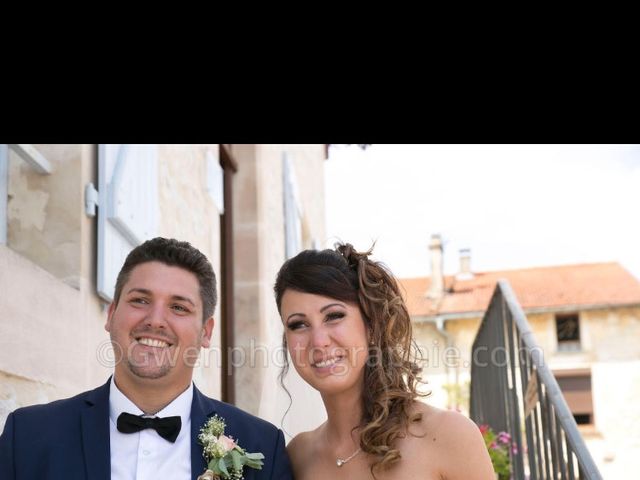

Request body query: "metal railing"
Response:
[470, 280, 602, 480]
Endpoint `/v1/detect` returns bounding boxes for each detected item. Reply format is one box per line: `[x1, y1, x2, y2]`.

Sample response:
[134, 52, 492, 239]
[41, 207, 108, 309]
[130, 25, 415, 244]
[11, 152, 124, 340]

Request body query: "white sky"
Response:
[324, 144, 640, 281]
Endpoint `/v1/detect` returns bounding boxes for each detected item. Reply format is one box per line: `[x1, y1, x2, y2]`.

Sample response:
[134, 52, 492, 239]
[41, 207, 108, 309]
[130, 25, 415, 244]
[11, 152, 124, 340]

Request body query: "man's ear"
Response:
[105, 302, 116, 332]
[201, 316, 214, 348]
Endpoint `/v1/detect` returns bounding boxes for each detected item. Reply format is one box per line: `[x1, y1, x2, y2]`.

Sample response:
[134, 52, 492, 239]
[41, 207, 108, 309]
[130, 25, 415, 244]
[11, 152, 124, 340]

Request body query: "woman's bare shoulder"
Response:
[417, 404, 479, 436]
[287, 431, 313, 455]
[286, 425, 323, 472]
[413, 403, 495, 479]
[413, 403, 482, 448]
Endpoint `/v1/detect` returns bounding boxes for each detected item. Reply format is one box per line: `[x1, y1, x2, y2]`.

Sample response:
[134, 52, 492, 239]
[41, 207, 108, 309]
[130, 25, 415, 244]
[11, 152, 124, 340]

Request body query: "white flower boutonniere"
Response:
[197, 414, 265, 480]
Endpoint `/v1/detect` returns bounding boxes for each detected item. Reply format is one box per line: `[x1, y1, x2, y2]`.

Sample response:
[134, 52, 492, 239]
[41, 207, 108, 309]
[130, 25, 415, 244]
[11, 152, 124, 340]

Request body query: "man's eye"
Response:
[131, 298, 148, 304]
[172, 305, 189, 313]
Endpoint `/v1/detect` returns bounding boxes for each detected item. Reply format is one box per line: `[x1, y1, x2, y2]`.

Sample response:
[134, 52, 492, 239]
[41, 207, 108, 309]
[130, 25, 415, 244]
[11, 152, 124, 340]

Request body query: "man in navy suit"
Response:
[0, 237, 293, 480]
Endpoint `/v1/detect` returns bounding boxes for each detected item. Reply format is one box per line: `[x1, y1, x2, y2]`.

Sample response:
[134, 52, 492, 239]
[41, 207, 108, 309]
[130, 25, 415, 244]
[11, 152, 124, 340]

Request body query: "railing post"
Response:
[471, 280, 602, 480]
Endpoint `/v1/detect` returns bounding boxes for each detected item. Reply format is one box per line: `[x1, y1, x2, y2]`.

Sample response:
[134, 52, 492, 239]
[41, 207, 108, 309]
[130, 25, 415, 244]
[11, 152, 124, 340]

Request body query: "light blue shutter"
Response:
[97, 144, 159, 302]
[283, 152, 302, 259]
[206, 148, 224, 213]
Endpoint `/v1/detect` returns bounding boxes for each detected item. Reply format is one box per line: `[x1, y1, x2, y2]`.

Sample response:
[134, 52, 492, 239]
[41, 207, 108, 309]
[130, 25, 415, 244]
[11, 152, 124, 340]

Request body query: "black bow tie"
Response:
[117, 412, 182, 443]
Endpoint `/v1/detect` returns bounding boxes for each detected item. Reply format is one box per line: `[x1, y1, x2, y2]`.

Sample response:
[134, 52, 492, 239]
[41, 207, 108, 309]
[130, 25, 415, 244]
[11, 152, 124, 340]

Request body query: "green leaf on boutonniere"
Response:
[230, 450, 242, 471]
[245, 452, 265, 469]
[208, 458, 222, 476]
[218, 458, 229, 477]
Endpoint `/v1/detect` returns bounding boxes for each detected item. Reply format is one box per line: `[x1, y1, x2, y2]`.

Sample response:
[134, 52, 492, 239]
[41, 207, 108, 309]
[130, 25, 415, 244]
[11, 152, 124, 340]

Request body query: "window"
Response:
[555, 313, 581, 352]
[97, 144, 159, 301]
[0, 144, 52, 246]
[554, 369, 594, 425]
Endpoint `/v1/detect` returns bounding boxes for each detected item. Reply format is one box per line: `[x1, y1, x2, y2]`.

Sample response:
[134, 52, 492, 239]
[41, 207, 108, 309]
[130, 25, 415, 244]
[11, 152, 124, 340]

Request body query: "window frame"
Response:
[555, 312, 581, 352]
[554, 368, 594, 426]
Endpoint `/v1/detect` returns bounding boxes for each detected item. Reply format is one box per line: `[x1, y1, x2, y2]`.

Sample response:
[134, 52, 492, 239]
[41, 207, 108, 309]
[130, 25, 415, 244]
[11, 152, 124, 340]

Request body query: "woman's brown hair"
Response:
[274, 242, 426, 476]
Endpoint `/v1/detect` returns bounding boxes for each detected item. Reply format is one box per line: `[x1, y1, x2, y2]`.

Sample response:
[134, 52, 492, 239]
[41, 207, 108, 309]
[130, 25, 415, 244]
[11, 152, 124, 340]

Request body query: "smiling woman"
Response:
[274, 243, 496, 480]
[280, 290, 369, 396]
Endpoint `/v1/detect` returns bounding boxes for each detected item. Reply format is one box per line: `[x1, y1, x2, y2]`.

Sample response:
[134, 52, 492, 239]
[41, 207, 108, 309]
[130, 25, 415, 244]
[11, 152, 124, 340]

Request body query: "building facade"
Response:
[401, 235, 640, 478]
[0, 144, 327, 441]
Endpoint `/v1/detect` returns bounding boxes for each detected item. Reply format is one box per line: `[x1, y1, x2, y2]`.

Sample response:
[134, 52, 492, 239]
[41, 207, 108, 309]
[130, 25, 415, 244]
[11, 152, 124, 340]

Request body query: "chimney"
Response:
[456, 248, 474, 280]
[428, 234, 444, 299]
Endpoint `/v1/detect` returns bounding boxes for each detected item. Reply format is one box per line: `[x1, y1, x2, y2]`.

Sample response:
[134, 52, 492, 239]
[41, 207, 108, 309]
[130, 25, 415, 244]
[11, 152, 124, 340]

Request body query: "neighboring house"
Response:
[0, 144, 327, 439]
[400, 234, 640, 477]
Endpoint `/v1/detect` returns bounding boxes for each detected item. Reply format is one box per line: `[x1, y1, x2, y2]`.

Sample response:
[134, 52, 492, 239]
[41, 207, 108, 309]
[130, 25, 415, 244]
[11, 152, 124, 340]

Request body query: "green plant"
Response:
[478, 424, 514, 480]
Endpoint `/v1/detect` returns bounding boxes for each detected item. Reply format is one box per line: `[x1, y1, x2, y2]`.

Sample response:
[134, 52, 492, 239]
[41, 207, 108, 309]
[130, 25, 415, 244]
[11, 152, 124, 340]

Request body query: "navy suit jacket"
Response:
[0, 379, 293, 480]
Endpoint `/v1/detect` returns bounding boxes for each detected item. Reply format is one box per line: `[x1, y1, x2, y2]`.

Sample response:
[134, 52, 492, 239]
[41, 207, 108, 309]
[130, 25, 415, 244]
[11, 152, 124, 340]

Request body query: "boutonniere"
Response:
[197, 414, 265, 480]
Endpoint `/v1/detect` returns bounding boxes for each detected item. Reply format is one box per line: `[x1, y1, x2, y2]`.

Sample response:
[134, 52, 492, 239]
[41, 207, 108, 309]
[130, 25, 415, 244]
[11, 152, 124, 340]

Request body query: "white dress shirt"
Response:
[109, 378, 193, 480]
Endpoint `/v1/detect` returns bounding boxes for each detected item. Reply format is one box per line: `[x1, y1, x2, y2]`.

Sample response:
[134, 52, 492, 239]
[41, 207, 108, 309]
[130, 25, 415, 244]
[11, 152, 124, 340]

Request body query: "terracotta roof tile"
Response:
[399, 263, 640, 317]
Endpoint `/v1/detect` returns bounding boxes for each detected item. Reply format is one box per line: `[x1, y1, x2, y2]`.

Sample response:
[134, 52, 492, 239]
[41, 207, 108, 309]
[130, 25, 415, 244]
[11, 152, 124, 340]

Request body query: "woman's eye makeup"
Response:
[285, 309, 346, 330]
[287, 320, 306, 330]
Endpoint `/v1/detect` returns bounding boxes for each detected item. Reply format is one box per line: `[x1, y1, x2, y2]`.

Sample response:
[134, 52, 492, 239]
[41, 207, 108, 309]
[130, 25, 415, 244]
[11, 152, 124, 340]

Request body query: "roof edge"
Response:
[412, 302, 640, 322]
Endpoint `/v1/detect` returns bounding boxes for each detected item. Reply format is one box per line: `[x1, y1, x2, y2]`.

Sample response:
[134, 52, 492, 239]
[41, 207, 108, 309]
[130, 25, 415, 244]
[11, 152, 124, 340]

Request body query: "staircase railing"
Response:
[470, 280, 602, 480]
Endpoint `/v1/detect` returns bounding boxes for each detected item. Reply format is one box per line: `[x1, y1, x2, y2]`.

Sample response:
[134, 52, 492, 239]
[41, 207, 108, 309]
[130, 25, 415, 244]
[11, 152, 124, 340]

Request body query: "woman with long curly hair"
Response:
[274, 243, 494, 479]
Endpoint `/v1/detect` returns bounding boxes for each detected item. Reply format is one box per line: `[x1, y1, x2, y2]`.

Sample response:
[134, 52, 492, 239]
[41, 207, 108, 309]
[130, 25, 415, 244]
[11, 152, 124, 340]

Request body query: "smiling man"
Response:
[0, 237, 293, 480]
[106, 259, 213, 415]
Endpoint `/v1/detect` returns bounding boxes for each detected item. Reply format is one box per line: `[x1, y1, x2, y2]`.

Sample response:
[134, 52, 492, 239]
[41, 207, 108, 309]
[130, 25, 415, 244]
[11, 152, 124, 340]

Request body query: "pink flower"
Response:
[219, 435, 236, 452]
[497, 432, 511, 444]
[489, 441, 498, 449]
[479, 424, 490, 435]
[512, 442, 519, 455]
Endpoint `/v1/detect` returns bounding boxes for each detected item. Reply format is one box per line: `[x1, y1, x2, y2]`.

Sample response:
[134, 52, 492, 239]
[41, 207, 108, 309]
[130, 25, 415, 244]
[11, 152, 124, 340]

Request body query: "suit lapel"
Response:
[81, 379, 111, 480]
[190, 385, 219, 480]
[77, 379, 222, 480]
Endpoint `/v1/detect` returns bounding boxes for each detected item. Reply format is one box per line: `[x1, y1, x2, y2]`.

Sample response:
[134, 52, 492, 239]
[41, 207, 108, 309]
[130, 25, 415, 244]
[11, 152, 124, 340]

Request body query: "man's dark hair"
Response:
[113, 237, 217, 322]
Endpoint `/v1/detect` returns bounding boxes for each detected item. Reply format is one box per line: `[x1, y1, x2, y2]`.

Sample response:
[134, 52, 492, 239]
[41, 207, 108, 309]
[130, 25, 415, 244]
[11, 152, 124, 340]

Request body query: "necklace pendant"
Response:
[336, 447, 361, 467]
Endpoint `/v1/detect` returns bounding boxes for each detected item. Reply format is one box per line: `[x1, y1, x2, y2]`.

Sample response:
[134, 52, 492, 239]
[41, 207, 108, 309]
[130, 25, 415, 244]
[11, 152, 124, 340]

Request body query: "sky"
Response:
[324, 144, 640, 281]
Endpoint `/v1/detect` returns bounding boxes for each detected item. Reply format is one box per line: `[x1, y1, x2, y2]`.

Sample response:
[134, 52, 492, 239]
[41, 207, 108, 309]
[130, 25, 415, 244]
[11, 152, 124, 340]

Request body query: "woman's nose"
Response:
[310, 326, 331, 348]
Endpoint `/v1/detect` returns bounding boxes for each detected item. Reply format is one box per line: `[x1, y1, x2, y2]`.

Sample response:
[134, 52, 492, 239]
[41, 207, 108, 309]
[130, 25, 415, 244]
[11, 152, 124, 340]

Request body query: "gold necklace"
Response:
[336, 447, 362, 467]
